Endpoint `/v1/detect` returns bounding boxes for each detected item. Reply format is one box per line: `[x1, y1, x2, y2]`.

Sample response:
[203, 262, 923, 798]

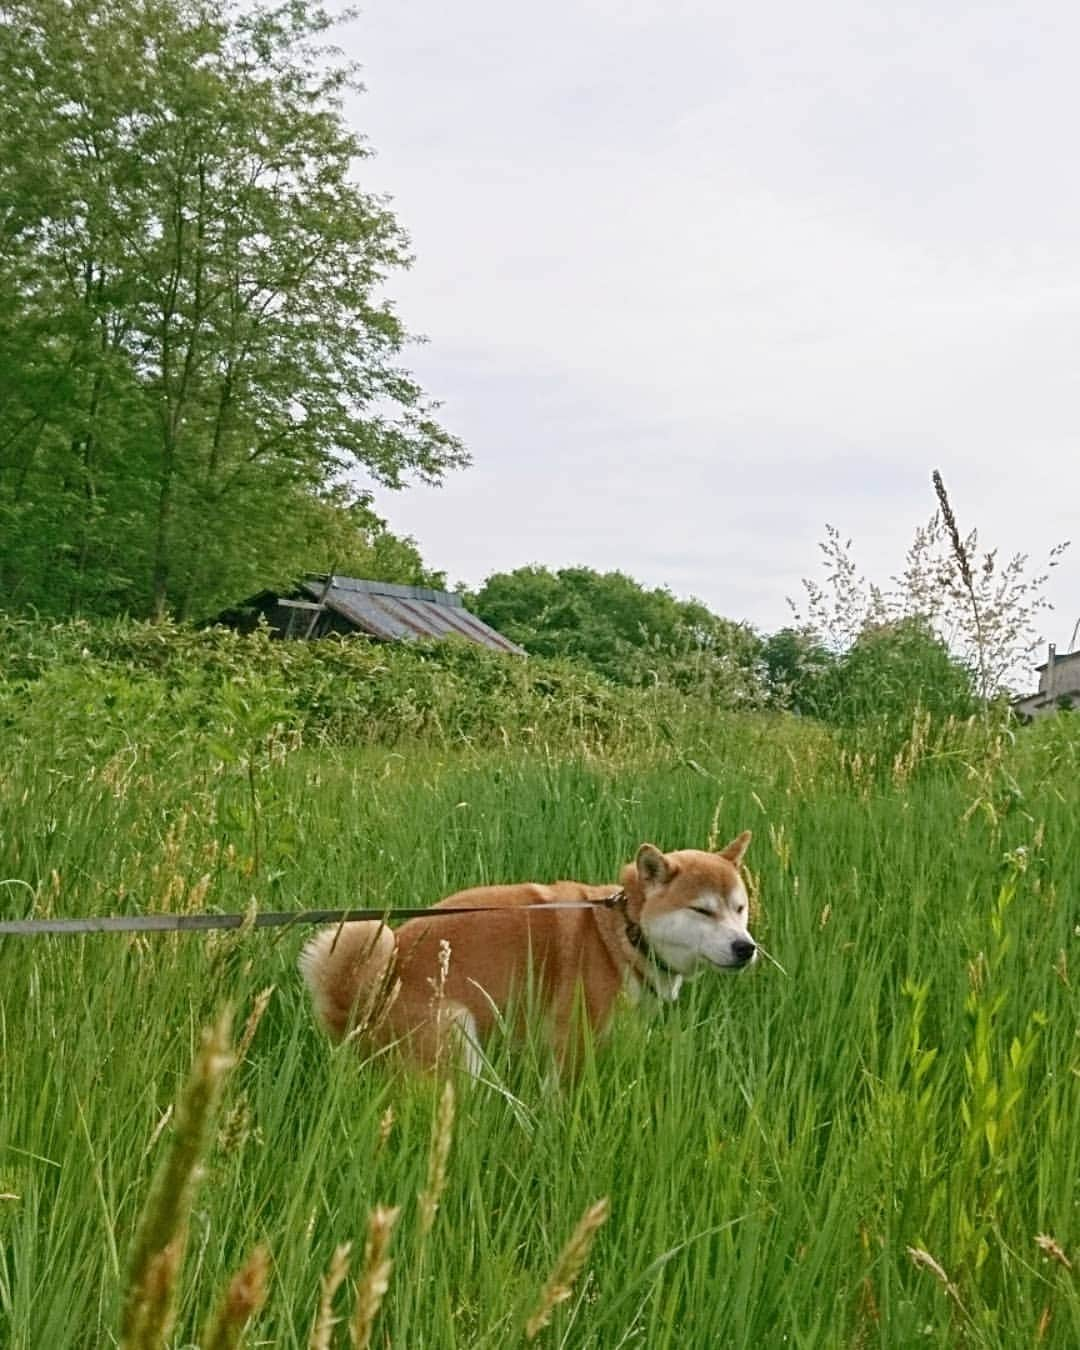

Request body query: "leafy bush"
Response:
[469, 565, 765, 704]
[813, 619, 978, 727]
[0, 614, 709, 756]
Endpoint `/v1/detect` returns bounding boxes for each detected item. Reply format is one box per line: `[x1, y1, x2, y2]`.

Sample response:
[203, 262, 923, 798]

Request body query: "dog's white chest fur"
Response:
[622, 965, 683, 1005]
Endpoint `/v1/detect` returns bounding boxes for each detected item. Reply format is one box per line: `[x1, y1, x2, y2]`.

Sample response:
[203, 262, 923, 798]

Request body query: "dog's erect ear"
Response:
[718, 831, 752, 866]
[636, 843, 675, 888]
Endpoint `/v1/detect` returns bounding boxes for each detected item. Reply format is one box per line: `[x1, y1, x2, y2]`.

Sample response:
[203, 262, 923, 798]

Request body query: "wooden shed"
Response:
[211, 575, 525, 654]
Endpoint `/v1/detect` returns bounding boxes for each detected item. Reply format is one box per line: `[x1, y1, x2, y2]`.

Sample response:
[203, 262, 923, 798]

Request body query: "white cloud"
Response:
[338, 0, 1080, 666]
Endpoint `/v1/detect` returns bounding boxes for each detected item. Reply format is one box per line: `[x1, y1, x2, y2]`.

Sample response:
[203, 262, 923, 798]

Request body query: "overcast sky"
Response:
[338, 1, 1079, 669]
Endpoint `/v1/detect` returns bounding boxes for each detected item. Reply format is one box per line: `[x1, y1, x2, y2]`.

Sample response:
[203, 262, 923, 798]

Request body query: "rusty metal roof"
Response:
[299, 577, 525, 654]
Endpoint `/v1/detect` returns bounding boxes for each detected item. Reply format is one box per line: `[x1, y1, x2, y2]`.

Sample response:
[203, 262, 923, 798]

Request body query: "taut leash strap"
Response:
[0, 895, 627, 937]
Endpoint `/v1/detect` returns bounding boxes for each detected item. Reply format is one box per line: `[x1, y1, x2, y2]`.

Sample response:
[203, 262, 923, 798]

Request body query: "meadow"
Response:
[1, 633, 1078, 1347]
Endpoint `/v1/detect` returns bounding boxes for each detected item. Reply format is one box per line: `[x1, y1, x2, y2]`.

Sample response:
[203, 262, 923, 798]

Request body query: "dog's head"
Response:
[621, 835, 757, 976]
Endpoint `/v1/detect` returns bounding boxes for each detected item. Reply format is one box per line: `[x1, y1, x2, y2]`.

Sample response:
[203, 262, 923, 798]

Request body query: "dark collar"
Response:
[601, 889, 681, 978]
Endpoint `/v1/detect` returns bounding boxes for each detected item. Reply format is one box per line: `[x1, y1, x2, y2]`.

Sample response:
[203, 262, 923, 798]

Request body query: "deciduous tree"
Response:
[0, 0, 465, 617]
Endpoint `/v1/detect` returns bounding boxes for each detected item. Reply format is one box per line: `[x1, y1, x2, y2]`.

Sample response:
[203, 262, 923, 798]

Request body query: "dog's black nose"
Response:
[731, 938, 757, 965]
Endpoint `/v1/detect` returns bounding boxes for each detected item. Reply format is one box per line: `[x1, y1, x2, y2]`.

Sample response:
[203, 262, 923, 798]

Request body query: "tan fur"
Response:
[299, 836, 755, 1073]
[297, 921, 398, 1041]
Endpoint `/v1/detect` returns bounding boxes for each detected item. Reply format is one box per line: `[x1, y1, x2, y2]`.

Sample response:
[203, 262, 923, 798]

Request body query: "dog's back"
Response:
[299, 882, 620, 1066]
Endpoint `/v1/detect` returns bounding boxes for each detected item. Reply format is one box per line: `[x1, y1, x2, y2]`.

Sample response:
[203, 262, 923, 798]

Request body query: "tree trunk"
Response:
[151, 430, 175, 620]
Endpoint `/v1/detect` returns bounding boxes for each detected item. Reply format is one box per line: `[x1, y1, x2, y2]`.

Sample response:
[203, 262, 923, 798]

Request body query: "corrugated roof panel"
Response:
[437, 604, 524, 653]
[327, 591, 416, 641]
[296, 575, 525, 654]
[302, 576, 466, 607]
[370, 595, 446, 640]
[391, 596, 459, 638]
[382, 596, 525, 653]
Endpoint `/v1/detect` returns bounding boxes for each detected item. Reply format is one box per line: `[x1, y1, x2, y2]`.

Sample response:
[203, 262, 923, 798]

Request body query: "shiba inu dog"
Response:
[299, 834, 756, 1073]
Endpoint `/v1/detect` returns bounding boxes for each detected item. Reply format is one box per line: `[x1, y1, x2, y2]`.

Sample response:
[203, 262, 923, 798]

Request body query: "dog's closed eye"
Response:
[691, 906, 715, 918]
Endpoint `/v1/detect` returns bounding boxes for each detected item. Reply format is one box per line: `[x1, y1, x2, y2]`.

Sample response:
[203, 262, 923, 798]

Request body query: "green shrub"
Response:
[0, 614, 708, 756]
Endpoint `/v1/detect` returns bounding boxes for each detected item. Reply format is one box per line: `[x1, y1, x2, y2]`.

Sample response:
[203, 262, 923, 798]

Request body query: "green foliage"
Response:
[759, 625, 835, 714]
[290, 491, 446, 592]
[815, 618, 979, 727]
[760, 620, 978, 758]
[0, 613, 717, 755]
[470, 565, 763, 704]
[0, 0, 465, 620]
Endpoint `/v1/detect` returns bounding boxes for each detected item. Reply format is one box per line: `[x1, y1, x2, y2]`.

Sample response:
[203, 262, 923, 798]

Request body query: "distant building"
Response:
[1012, 644, 1080, 720]
[211, 575, 525, 655]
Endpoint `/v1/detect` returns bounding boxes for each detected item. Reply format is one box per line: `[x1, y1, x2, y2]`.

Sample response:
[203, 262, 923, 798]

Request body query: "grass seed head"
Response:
[418, 1080, 455, 1237]
[933, 470, 974, 590]
[202, 1243, 270, 1350]
[525, 1197, 610, 1340]
[309, 1243, 352, 1350]
[236, 985, 275, 1061]
[1035, 1233, 1072, 1271]
[119, 1009, 234, 1349]
[350, 1204, 401, 1350]
[375, 1104, 395, 1155]
[905, 1245, 966, 1312]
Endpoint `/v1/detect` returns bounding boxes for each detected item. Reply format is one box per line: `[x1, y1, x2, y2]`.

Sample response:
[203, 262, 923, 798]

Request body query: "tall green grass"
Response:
[1, 697, 1078, 1346]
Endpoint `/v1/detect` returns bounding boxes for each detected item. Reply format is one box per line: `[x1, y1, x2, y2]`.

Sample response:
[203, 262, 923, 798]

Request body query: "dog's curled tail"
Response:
[299, 920, 398, 1042]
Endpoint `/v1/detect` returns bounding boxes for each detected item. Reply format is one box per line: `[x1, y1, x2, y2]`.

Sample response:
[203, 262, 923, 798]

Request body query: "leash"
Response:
[0, 894, 629, 937]
[0, 890, 789, 975]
